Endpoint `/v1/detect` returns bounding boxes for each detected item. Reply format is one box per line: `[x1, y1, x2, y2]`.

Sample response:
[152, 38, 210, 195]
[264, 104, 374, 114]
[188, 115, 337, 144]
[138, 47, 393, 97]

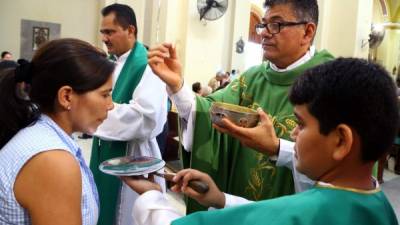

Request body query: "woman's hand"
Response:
[121, 174, 162, 194]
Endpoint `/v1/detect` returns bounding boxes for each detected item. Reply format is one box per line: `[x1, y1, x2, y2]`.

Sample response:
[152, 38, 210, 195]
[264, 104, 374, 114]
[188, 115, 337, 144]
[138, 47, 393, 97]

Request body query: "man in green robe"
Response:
[123, 58, 399, 225]
[147, 0, 333, 213]
[90, 4, 168, 225]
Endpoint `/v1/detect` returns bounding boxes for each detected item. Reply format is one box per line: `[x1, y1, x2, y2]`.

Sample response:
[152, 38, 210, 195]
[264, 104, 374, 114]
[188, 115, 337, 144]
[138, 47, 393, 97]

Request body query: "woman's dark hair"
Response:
[0, 38, 115, 148]
[289, 58, 399, 162]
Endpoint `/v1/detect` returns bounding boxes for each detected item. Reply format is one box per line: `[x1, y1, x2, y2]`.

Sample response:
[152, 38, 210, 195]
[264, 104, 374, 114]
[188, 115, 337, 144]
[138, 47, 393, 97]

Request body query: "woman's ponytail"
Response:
[0, 64, 39, 148]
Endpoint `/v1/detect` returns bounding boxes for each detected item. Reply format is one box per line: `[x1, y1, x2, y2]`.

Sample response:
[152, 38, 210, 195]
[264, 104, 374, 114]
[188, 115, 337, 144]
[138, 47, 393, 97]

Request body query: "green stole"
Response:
[184, 50, 334, 214]
[172, 185, 398, 225]
[89, 42, 148, 225]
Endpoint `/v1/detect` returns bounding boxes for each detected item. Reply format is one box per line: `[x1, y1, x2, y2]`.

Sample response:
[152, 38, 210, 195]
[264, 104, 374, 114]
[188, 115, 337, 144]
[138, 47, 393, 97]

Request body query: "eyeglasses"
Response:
[255, 21, 308, 35]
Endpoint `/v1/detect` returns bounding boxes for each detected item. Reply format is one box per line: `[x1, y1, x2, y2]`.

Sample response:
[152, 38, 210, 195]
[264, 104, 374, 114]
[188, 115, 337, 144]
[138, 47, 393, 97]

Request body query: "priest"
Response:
[90, 4, 168, 225]
[147, 0, 333, 213]
[124, 58, 400, 225]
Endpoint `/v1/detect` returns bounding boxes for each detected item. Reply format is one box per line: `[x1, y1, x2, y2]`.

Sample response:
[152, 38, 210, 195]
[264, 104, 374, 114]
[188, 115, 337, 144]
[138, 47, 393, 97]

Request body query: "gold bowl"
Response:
[210, 102, 260, 128]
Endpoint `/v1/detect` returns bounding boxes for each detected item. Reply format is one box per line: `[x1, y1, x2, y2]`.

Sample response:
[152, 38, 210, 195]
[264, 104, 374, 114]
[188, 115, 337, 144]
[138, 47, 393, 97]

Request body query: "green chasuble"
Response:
[172, 184, 399, 225]
[185, 50, 334, 213]
[89, 42, 148, 225]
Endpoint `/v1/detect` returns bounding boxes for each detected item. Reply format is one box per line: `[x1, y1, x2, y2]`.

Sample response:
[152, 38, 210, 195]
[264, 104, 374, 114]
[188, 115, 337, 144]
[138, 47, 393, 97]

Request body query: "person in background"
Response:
[398, 65, 400, 78]
[156, 98, 172, 159]
[0, 60, 17, 71]
[0, 51, 17, 71]
[192, 82, 202, 96]
[396, 74, 400, 96]
[123, 58, 399, 225]
[230, 69, 238, 80]
[147, 0, 333, 213]
[1, 51, 13, 61]
[207, 70, 224, 92]
[215, 71, 231, 91]
[0, 38, 114, 225]
[200, 86, 212, 97]
[90, 3, 168, 225]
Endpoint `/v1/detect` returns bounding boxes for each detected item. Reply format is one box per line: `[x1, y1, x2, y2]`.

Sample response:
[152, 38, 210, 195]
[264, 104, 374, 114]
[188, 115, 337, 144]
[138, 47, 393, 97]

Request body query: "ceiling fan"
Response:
[368, 24, 385, 49]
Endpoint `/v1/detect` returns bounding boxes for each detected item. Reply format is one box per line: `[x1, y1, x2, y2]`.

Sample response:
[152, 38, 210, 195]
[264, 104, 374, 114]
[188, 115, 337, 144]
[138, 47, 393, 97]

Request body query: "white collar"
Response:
[317, 177, 380, 189]
[115, 49, 131, 63]
[269, 45, 316, 72]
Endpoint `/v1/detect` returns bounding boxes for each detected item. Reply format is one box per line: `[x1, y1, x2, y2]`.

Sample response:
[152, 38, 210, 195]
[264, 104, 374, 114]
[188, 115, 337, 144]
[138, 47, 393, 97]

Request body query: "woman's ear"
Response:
[57, 86, 74, 111]
[332, 124, 354, 161]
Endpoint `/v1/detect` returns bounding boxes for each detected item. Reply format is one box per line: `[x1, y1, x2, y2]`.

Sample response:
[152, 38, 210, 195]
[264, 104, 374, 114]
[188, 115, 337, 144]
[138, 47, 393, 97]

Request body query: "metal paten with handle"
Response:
[154, 172, 209, 194]
[99, 156, 209, 194]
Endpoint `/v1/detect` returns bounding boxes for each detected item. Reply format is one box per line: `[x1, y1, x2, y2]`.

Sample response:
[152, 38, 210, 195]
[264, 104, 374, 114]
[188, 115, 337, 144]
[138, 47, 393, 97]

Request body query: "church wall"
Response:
[160, 0, 251, 87]
[373, 0, 400, 73]
[108, 0, 146, 42]
[317, 0, 373, 58]
[163, 0, 189, 74]
[178, 0, 228, 87]
[379, 29, 400, 73]
[0, 0, 100, 59]
[230, 1, 251, 75]
[1, 0, 389, 86]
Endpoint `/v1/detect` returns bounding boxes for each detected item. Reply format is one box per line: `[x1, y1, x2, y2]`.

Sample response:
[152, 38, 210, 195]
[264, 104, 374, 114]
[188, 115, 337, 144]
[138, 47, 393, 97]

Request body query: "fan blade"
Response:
[214, 1, 222, 8]
[206, 0, 215, 7]
[200, 5, 212, 20]
[215, 6, 226, 14]
[214, 0, 228, 8]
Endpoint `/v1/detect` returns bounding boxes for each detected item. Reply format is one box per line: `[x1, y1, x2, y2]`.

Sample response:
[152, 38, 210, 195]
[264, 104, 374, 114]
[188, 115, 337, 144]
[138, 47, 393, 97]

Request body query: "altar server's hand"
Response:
[171, 169, 225, 209]
[213, 108, 280, 156]
[121, 175, 161, 194]
[148, 43, 183, 93]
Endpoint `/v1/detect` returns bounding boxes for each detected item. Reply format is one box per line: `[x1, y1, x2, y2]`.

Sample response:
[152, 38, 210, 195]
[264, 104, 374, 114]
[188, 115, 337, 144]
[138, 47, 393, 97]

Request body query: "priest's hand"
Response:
[171, 169, 225, 209]
[120, 175, 162, 195]
[148, 43, 183, 93]
[213, 108, 280, 156]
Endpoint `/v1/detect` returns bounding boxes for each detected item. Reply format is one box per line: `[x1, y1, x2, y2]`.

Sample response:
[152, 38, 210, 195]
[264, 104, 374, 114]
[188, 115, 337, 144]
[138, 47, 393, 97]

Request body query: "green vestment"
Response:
[184, 50, 334, 213]
[173, 184, 399, 225]
[89, 42, 148, 225]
